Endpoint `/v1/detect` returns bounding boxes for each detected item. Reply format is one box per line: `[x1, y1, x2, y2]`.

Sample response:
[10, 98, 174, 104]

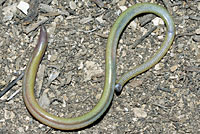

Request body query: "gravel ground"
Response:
[0, 0, 200, 133]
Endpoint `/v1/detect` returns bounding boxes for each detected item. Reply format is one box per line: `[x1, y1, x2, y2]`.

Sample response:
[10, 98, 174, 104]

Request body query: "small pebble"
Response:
[17, 1, 29, 15]
[195, 27, 200, 35]
[39, 3, 54, 13]
[18, 127, 24, 133]
[169, 75, 178, 79]
[52, 0, 58, 5]
[119, 6, 127, 12]
[124, 107, 129, 112]
[25, 116, 30, 121]
[47, 70, 60, 86]
[2, 3, 17, 22]
[170, 52, 175, 57]
[69, 1, 77, 10]
[54, 15, 64, 23]
[48, 92, 55, 98]
[0, 80, 6, 85]
[84, 61, 103, 81]
[49, 54, 58, 62]
[38, 124, 44, 128]
[152, 17, 164, 26]
[197, 2, 200, 10]
[4, 110, 15, 119]
[88, 43, 94, 49]
[130, 80, 143, 88]
[0, 119, 5, 123]
[158, 35, 164, 40]
[96, 93, 101, 100]
[177, 44, 184, 53]
[38, 92, 50, 109]
[77, 1, 83, 7]
[154, 63, 164, 70]
[170, 65, 178, 72]
[133, 108, 147, 118]
[193, 35, 200, 42]
[129, 21, 137, 30]
[118, 0, 126, 6]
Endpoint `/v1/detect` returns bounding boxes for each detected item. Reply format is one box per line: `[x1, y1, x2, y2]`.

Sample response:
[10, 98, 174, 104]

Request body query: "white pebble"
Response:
[195, 28, 200, 34]
[38, 93, 50, 109]
[129, 21, 137, 30]
[197, 2, 200, 10]
[124, 107, 129, 112]
[152, 17, 164, 26]
[154, 63, 163, 70]
[69, 1, 77, 10]
[119, 6, 127, 12]
[17, 1, 29, 15]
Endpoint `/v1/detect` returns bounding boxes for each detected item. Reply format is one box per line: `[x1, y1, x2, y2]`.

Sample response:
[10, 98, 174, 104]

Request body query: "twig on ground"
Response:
[160, 0, 173, 15]
[189, 16, 200, 21]
[6, 89, 21, 101]
[132, 26, 157, 48]
[157, 84, 171, 93]
[140, 14, 156, 27]
[0, 72, 24, 98]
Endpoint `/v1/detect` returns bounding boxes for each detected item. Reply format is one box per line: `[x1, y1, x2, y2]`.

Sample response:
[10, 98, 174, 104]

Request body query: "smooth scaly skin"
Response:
[23, 3, 175, 130]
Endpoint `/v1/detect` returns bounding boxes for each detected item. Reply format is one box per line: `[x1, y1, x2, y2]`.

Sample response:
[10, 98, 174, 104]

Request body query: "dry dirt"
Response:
[0, 0, 200, 134]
